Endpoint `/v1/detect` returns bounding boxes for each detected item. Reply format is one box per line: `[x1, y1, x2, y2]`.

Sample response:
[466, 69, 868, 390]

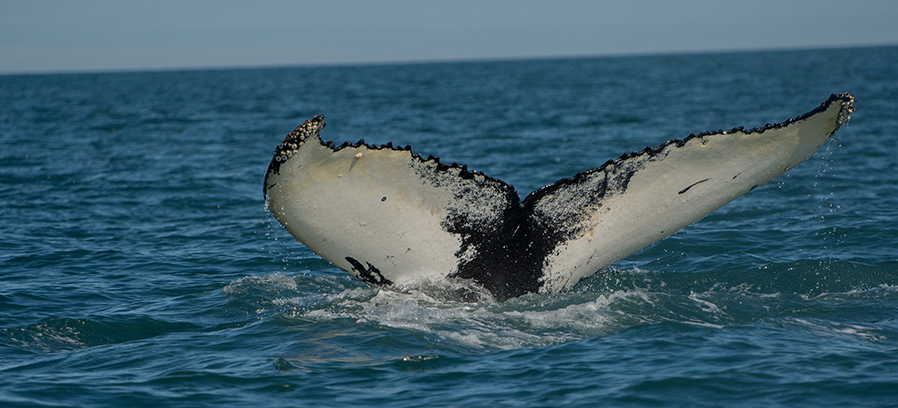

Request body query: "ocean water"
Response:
[2, 46, 897, 407]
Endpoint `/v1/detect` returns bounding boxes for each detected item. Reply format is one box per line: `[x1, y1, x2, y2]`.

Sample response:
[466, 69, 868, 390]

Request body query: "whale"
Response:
[264, 93, 855, 301]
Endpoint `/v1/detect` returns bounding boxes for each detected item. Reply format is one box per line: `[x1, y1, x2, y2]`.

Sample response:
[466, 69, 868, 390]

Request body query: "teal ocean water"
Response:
[2, 46, 897, 407]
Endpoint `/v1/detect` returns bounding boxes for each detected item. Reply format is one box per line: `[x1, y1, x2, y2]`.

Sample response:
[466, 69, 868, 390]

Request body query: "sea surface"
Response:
[2, 46, 897, 407]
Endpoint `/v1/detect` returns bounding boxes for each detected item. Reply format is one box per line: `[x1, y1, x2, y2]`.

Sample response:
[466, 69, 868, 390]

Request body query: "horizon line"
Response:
[2, 42, 895, 77]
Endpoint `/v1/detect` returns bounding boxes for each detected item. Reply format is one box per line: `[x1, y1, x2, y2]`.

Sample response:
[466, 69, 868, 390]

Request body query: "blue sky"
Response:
[2, 0, 896, 74]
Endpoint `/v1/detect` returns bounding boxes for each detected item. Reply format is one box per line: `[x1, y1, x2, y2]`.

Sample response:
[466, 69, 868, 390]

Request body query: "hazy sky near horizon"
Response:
[2, 0, 896, 74]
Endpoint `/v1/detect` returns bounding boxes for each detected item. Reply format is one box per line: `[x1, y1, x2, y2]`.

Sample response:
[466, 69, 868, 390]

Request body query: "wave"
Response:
[7, 259, 891, 355]
[220, 259, 898, 352]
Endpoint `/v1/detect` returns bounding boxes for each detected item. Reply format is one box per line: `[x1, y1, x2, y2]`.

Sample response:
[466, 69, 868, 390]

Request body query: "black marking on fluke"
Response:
[345, 257, 393, 286]
[678, 178, 710, 194]
[265, 93, 856, 301]
[442, 182, 555, 301]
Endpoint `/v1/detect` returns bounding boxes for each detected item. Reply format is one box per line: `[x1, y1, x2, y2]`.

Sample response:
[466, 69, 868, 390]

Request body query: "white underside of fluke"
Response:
[264, 94, 854, 301]
[267, 144, 451, 283]
[536, 96, 853, 292]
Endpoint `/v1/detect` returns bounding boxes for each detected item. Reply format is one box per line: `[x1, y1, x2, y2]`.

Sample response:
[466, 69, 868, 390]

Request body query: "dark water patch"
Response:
[1, 316, 198, 353]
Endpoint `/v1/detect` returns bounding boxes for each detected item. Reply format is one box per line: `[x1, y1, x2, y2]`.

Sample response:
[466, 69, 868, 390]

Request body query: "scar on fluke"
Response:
[264, 93, 855, 301]
[678, 178, 710, 194]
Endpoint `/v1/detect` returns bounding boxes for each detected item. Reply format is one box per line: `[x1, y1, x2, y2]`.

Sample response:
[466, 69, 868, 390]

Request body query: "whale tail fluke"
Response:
[264, 93, 854, 301]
